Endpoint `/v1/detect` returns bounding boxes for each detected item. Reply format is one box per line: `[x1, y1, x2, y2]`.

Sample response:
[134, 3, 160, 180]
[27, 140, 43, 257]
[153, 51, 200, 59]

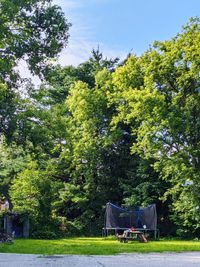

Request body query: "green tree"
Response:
[54, 64, 162, 234]
[10, 160, 62, 237]
[0, 136, 30, 201]
[44, 48, 119, 105]
[0, 0, 70, 143]
[0, 0, 71, 83]
[109, 18, 200, 236]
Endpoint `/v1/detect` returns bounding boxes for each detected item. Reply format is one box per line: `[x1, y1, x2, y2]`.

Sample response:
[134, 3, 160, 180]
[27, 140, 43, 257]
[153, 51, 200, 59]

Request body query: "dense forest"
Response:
[1, 0, 200, 238]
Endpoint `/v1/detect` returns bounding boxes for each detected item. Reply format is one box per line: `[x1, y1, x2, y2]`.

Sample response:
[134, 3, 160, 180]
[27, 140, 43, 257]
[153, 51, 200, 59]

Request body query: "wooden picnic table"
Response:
[116, 229, 147, 243]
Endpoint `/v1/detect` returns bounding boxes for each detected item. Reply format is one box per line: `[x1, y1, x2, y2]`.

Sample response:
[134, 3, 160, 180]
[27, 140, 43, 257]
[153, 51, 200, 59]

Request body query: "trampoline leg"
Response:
[102, 228, 108, 238]
[154, 230, 156, 239]
[102, 228, 105, 238]
[157, 229, 160, 240]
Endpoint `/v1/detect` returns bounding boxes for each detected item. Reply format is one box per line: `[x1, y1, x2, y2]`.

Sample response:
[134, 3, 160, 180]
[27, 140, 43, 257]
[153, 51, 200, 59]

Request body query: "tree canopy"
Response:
[1, 15, 200, 238]
[0, 0, 71, 84]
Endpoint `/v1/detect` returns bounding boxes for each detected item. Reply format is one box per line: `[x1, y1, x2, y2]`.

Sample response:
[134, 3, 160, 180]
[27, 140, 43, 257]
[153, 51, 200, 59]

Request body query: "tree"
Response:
[0, 0, 71, 83]
[109, 18, 200, 236]
[55, 64, 162, 234]
[0, 0, 70, 143]
[44, 48, 119, 105]
[9, 160, 63, 237]
[0, 136, 30, 201]
[6, 13, 200, 237]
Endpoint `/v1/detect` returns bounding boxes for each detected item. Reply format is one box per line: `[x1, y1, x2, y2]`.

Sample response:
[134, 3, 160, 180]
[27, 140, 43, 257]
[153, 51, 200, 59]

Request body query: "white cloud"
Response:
[58, 39, 127, 67]
[54, 0, 126, 66]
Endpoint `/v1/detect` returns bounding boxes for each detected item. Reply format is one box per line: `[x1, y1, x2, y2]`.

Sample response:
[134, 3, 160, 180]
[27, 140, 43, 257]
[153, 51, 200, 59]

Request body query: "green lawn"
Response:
[1, 238, 200, 255]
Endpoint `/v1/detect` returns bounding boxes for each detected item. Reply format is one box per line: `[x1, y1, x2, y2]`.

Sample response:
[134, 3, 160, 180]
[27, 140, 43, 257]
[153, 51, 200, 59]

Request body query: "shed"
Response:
[3, 212, 29, 238]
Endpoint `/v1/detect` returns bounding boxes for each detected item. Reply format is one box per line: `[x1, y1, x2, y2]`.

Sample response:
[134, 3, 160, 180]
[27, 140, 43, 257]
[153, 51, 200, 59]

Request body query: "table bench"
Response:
[116, 230, 148, 243]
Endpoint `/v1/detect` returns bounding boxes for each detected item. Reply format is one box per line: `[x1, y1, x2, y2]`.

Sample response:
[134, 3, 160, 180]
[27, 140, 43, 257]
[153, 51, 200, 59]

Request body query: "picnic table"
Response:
[116, 228, 148, 243]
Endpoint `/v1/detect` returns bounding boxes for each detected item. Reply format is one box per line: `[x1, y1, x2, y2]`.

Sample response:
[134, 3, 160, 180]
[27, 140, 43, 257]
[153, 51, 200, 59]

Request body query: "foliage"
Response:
[0, 0, 71, 83]
[0, 136, 30, 200]
[10, 161, 58, 218]
[0, 0, 70, 143]
[108, 18, 200, 236]
[2, 15, 200, 239]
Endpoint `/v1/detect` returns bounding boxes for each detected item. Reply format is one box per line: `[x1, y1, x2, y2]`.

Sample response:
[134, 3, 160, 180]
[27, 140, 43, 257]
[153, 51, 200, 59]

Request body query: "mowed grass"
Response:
[1, 238, 200, 255]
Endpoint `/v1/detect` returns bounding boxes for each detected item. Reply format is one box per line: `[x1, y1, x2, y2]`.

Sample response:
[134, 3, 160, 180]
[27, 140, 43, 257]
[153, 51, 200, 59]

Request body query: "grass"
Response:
[1, 237, 200, 255]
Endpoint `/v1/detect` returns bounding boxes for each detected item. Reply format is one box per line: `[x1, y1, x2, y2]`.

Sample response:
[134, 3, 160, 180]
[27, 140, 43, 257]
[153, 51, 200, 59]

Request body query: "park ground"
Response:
[1, 238, 200, 255]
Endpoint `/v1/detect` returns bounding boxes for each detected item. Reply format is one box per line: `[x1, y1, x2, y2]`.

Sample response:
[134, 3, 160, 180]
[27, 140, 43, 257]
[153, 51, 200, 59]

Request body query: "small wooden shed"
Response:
[3, 212, 29, 238]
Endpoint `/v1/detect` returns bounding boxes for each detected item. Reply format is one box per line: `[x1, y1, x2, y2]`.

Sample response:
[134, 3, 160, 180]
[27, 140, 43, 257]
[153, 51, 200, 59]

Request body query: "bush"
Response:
[31, 229, 59, 239]
[30, 217, 63, 239]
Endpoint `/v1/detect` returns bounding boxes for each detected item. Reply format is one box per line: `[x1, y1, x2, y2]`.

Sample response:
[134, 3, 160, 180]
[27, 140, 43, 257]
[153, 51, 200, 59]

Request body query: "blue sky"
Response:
[20, 0, 200, 83]
[52, 0, 200, 66]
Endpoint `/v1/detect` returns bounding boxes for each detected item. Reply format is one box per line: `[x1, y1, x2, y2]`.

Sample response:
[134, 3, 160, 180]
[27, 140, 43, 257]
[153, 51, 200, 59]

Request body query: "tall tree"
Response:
[0, 0, 71, 83]
[109, 18, 200, 236]
[43, 48, 119, 105]
[0, 0, 71, 143]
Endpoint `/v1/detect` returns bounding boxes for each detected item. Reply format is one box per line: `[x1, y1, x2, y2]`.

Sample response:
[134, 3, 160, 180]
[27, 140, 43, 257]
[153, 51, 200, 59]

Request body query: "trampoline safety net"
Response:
[105, 202, 157, 230]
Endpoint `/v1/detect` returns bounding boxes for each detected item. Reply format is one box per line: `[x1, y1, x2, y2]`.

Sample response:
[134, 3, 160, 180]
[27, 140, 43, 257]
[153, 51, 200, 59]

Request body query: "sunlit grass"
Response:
[1, 237, 200, 255]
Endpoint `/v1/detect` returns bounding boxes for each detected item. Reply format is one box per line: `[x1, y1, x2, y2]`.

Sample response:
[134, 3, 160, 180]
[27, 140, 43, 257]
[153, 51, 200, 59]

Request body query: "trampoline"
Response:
[103, 202, 159, 239]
